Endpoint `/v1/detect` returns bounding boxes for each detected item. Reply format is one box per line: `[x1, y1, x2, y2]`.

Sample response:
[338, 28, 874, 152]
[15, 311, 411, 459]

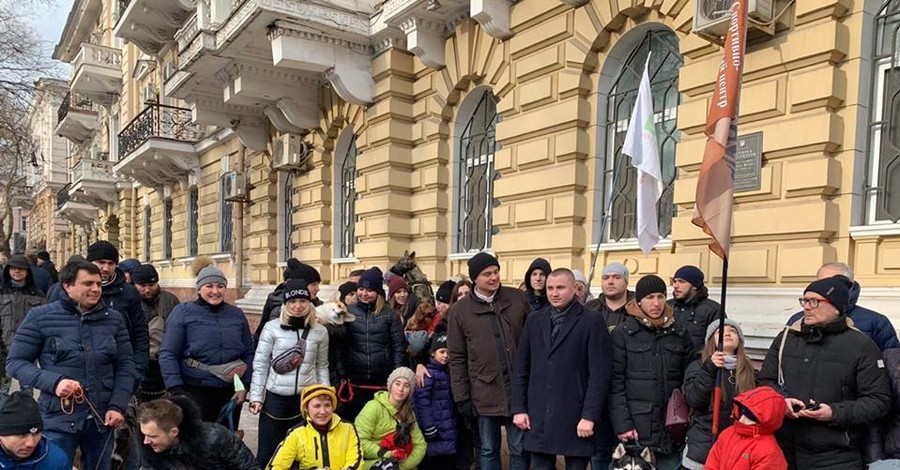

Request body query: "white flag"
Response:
[622, 53, 664, 256]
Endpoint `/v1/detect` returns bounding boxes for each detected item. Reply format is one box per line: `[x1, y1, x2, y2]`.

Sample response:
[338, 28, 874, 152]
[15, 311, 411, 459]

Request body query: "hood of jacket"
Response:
[373, 390, 400, 414]
[2, 263, 36, 292]
[625, 298, 675, 329]
[524, 258, 551, 295]
[730, 386, 786, 436]
[674, 284, 710, 307]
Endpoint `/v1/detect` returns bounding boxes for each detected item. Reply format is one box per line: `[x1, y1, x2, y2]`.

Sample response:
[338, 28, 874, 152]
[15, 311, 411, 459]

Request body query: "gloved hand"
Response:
[422, 426, 438, 441]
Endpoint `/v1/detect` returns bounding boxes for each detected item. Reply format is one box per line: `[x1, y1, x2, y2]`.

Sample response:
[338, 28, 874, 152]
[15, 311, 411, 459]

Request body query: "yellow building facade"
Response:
[32, 0, 899, 346]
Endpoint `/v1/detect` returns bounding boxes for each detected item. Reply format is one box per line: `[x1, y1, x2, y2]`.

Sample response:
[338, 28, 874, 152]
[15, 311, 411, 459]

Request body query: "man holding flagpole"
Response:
[622, 53, 664, 256]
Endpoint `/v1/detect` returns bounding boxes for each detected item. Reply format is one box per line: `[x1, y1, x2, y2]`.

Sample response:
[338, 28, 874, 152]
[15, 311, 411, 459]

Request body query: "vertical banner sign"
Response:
[691, 0, 748, 260]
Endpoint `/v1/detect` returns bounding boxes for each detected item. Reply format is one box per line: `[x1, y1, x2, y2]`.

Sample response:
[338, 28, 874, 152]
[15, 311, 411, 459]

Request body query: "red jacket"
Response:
[705, 386, 788, 470]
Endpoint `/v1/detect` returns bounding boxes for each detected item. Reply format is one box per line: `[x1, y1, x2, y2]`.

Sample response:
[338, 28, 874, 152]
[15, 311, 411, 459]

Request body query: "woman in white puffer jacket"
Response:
[249, 279, 329, 467]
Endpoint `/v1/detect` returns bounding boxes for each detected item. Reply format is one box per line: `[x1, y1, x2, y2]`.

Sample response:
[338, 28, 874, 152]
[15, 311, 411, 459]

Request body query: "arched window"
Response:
[868, 0, 900, 222]
[334, 127, 358, 259]
[599, 28, 682, 242]
[454, 88, 498, 253]
[280, 172, 294, 261]
[219, 176, 233, 253]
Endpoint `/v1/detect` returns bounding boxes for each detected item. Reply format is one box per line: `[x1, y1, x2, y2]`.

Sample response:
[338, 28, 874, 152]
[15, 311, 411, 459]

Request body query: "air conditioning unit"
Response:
[272, 133, 311, 172]
[693, 0, 776, 40]
[222, 171, 248, 202]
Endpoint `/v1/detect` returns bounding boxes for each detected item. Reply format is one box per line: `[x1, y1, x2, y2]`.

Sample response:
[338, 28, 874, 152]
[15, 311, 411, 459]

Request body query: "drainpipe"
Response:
[234, 144, 245, 291]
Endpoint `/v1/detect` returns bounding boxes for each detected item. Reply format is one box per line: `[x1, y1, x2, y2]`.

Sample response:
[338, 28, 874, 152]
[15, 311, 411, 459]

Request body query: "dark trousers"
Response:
[46, 421, 115, 470]
[256, 390, 305, 467]
[457, 414, 481, 470]
[422, 454, 457, 470]
[338, 379, 383, 422]
[532, 452, 591, 470]
[184, 385, 241, 427]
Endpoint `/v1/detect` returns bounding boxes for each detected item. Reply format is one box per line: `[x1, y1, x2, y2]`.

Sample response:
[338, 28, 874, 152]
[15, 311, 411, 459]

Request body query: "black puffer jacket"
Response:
[682, 357, 738, 465]
[882, 348, 900, 458]
[609, 301, 693, 455]
[758, 316, 891, 470]
[343, 301, 406, 384]
[139, 395, 259, 469]
[668, 285, 722, 355]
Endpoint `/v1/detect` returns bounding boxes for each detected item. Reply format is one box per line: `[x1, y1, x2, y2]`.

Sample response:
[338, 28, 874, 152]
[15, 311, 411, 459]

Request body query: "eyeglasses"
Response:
[798, 297, 831, 308]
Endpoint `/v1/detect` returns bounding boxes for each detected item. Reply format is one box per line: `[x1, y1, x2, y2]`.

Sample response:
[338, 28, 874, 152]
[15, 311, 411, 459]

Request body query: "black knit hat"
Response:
[132, 264, 159, 284]
[358, 267, 385, 298]
[0, 391, 43, 436]
[435, 280, 456, 304]
[430, 333, 448, 354]
[7, 254, 30, 270]
[339, 281, 358, 303]
[86, 240, 119, 263]
[468, 252, 500, 280]
[283, 279, 311, 302]
[804, 275, 852, 315]
[36, 250, 50, 261]
[635, 275, 667, 302]
[283, 258, 322, 283]
[673, 265, 705, 289]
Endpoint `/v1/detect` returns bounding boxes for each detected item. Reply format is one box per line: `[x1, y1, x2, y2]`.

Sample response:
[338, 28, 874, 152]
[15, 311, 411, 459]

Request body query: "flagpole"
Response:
[711, 257, 729, 435]
[586, 153, 625, 287]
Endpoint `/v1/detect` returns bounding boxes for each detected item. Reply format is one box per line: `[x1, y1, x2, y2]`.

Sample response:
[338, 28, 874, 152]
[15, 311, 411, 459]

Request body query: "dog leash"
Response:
[337, 379, 386, 404]
[60, 387, 118, 470]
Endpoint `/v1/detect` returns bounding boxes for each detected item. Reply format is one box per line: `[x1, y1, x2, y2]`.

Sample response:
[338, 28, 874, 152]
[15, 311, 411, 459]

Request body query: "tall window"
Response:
[335, 128, 358, 258]
[143, 205, 151, 261]
[163, 197, 173, 259]
[280, 173, 293, 261]
[188, 185, 199, 256]
[601, 29, 682, 242]
[220, 177, 234, 253]
[455, 89, 498, 253]
[869, 0, 900, 223]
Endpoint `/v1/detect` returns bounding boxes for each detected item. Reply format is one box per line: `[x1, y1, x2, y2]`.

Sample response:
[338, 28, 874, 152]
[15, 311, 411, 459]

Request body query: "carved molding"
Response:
[470, 0, 512, 39]
[264, 105, 305, 134]
[234, 124, 269, 151]
[275, 97, 319, 130]
[399, 16, 447, 68]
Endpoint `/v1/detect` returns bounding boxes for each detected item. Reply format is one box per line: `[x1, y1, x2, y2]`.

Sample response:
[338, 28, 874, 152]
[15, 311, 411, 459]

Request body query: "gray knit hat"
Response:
[387, 366, 417, 393]
[196, 264, 227, 289]
[705, 318, 744, 344]
[602, 262, 629, 283]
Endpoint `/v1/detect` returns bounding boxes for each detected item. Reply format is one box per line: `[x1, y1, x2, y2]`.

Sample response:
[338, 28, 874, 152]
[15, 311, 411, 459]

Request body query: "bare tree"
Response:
[0, 91, 38, 254]
[0, 0, 58, 106]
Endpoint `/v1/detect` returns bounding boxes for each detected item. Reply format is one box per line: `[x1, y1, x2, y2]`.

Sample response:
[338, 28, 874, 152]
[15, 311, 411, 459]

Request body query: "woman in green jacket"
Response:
[355, 367, 426, 470]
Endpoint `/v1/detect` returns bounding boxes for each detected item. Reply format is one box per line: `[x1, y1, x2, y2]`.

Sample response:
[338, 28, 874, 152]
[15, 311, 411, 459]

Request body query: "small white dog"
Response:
[315, 300, 356, 326]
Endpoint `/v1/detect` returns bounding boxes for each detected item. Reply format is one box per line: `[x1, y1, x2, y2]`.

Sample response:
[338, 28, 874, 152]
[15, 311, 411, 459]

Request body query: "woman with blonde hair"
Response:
[249, 279, 330, 466]
[682, 319, 756, 469]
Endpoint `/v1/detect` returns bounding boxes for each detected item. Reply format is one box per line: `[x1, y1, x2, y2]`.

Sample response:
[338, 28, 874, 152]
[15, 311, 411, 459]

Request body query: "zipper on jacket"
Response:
[294, 329, 301, 395]
[314, 435, 319, 460]
[320, 429, 331, 466]
[365, 308, 371, 378]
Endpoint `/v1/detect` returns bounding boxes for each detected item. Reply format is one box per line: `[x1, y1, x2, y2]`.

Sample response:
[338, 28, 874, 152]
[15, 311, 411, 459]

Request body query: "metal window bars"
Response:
[143, 205, 151, 261]
[339, 135, 358, 258]
[189, 186, 199, 256]
[603, 30, 682, 242]
[457, 90, 499, 253]
[868, 0, 900, 222]
[220, 177, 234, 253]
[282, 173, 293, 261]
[163, 198, 173, 259]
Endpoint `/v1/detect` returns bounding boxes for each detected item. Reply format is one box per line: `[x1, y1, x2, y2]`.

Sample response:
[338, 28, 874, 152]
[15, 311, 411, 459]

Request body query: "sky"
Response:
[33, 0, 76, 76]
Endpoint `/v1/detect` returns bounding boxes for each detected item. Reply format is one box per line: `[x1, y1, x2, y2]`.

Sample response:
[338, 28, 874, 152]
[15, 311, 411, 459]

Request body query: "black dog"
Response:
[611, 442, 656, 470]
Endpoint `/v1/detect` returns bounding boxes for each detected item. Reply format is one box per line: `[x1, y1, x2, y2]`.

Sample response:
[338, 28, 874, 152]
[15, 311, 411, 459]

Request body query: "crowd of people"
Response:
[0, 240, 899, 470]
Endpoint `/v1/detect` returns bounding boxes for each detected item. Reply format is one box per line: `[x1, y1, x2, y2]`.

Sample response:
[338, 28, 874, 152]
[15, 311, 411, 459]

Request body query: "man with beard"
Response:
[0, 255, 45, 392]
[132, 264, 180, 402]
[668, 265, 723, 355]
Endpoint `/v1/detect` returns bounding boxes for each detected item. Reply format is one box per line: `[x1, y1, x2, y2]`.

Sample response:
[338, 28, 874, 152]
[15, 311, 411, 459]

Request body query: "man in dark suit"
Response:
[511, 268, 613, 470]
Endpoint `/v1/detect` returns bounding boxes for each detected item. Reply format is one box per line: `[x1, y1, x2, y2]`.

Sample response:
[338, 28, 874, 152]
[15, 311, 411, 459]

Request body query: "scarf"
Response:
[280, 302, 313, 331]
[101, 271, 117, 287]
[624, 299, 674, 330]
[550, 301, 575, 343]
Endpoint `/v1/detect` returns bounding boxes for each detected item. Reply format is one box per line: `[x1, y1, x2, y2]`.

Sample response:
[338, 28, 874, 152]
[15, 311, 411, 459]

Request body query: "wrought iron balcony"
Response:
[118, 104, 202, 159]
[71, 43, 123, 96]
[114, 103, 202, 188]
[55, 91, 99, 143]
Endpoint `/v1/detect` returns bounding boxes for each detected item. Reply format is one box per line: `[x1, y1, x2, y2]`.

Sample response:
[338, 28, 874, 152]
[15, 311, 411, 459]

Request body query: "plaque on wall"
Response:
[734, 132, 762, 193]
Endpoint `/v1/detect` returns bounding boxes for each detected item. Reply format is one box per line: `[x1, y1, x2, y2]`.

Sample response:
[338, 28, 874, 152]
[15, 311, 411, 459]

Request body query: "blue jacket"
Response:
[5, 294, 135, 433]
[28, 264, 51, 296]
[413, 359, 456, 456]
[0, 436, 69, 469]
[787, 281, 899, 351]
[48, 268, 149, 381]
[159, 299, 255, 389]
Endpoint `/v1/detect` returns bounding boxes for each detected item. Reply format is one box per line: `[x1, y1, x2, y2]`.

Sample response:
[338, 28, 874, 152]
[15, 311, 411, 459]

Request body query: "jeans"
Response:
[45, 421, 115, 470]
[478, 416, 527, 470]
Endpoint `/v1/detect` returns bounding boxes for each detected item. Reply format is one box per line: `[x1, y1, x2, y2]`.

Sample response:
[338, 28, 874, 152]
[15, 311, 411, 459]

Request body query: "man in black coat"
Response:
[36, 250, 59, 283]
[512, 268, 612, 470]
[668, 265, 722, 355]
[758, 276, 891, 470]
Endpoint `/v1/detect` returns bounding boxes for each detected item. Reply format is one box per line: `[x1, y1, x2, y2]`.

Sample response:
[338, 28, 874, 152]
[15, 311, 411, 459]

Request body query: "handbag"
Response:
[665, 387, 690, 445]
[271, 328, 310, 375]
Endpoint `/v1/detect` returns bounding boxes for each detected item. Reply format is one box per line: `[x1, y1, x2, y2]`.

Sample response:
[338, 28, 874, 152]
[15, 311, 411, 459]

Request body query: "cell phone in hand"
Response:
[806, 401, 822, 411]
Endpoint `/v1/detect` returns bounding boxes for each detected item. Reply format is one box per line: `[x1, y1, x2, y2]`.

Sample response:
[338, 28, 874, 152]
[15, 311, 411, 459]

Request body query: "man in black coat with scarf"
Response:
[511, 268, 613, 470]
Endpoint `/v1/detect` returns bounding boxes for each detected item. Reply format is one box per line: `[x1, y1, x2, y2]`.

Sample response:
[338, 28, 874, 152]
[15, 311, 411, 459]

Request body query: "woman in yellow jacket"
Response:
[355, 367, 426, 470]
[266, 385, 362, 470]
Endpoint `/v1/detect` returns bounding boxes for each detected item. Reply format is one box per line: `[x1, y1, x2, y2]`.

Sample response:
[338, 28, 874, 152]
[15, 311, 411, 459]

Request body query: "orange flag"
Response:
[692, 0, 748, 260]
